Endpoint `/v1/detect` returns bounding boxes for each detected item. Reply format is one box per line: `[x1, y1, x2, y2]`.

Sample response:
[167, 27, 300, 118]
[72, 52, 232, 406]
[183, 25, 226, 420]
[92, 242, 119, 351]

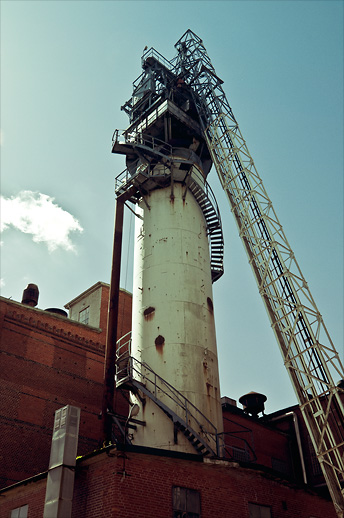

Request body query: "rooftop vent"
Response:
[239, 391, 267, 417]
[21, 283, 39, 307]
[44, 308, 68, 318]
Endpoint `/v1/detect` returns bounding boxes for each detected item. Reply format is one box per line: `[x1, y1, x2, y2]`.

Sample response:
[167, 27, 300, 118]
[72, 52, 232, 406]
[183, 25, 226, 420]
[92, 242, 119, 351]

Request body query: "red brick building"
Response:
[0, 282, 337, 517]
[0, 445, 336, 518]
[0, 282, 132, 488]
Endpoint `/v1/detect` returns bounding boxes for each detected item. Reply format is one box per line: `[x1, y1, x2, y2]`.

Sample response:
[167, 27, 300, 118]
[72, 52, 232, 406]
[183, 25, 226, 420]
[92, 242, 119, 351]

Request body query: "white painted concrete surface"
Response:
[130, 165, 223, 453]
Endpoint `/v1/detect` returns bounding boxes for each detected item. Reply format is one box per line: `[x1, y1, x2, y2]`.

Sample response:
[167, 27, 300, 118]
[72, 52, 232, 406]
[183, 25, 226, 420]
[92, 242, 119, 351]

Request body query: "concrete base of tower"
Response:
[129, 393, 206, 455]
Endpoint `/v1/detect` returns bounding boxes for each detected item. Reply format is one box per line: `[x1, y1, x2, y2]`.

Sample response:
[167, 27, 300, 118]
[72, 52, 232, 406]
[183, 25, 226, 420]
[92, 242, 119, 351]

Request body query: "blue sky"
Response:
[1, 0, 343, 413]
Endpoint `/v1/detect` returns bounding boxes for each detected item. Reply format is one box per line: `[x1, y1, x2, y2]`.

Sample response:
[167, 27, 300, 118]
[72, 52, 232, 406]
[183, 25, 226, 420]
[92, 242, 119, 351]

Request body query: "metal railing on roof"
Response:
[129, 47, 175, 98]
[141, 47, 175, 74]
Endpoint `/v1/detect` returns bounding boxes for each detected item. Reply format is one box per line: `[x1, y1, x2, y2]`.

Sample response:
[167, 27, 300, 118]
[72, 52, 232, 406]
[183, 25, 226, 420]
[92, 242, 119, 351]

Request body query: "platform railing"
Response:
[140, 47, 175, 74]
[219, 417, 257, 463]
[115, 332, 219, 455]
[132, 47, 174, 91]
[112, 129, 220, 210]
[128, 47, 175, 103]
[113, 129, 173, 157]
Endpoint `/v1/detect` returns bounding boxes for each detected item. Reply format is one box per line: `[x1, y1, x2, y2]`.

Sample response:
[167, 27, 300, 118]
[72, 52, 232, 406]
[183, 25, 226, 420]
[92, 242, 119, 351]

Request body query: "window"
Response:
[248, 503, 271, 518]
[79, 306, 90, 325]
[173, 486, 201, 518]
[11, 505, 28, 518]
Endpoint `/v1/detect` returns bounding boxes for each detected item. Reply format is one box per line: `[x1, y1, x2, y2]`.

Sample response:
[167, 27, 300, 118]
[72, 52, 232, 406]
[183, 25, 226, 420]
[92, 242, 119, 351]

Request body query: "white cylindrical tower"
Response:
[112, 48, 225, 456]
[130, 163, 223, 454]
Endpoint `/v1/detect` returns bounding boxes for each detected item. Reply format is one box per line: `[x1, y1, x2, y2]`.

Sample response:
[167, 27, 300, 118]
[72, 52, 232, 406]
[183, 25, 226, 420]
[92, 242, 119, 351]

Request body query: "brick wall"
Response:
[223, 408, 292, 469]
[0, 284, 335, 506]
[0, 448, 336, 518]
[73, 450, 337, 518]
[0, 476, 46, 518]
[0, 288, 132, 488]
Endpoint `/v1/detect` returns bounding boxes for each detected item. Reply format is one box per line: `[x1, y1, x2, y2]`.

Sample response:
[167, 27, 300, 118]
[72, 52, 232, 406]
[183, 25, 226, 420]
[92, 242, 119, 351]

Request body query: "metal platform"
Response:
[113, 132, 224, 282]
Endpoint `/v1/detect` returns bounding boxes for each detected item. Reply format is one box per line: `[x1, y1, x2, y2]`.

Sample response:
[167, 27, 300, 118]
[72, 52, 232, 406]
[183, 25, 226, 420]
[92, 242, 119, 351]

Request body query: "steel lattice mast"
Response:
[172, 29, 344, 517]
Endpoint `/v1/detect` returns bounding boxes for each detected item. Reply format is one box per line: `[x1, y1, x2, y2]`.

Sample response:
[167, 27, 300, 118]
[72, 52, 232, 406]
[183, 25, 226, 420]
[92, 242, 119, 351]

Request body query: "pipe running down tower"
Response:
[113, 47, 224, 456]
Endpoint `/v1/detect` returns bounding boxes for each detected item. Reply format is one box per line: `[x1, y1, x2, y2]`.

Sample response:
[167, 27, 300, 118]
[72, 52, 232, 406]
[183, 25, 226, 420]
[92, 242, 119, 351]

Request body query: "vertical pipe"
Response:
[102, 198, 124, 444]
[270, 412, 308, 484]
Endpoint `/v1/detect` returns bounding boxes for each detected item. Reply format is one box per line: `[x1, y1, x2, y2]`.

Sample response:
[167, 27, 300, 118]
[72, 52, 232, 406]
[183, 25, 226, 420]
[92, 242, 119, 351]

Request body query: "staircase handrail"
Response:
[218, 431, 257, 463]
[131, 356, 218, 441]
[112, 129, 173, 157]
[115, 335, 218, 452]
[112, 138, 222, 228]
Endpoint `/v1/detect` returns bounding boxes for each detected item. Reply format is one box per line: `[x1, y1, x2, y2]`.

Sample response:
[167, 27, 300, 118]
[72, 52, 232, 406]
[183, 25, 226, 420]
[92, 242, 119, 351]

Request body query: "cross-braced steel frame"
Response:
[172, 29, 344, 517]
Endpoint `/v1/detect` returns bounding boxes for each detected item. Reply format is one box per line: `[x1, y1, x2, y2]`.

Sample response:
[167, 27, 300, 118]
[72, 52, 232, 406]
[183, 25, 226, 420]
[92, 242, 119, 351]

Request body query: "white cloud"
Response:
[0, 191, 83, 252]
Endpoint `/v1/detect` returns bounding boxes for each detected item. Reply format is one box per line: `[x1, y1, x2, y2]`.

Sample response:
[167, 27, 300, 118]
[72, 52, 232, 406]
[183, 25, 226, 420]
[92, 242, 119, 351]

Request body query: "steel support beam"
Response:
[102, 197, 125, 444]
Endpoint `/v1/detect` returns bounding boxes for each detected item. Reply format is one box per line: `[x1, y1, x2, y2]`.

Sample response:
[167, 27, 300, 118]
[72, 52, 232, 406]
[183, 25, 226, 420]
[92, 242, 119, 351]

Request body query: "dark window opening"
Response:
[248, 503, 272, 518]
[173, 486, 201, 518]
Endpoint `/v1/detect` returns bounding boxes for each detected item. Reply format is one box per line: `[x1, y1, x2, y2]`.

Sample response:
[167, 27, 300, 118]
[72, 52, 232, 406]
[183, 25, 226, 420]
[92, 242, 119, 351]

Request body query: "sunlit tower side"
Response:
[112, 49, 225, 455]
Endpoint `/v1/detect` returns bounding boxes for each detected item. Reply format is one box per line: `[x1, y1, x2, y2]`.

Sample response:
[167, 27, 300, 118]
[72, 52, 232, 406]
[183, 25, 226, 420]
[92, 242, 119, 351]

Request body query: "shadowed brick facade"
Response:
[0, 282, 132, 488]
[0, 446, 336, 518]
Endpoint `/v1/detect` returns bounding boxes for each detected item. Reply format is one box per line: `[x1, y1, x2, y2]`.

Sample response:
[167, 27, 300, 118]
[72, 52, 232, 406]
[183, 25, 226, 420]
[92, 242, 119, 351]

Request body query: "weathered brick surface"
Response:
[0, 477, 46, 518]
[0, 449, 336, 518]
[0, 289, 132, 488]
[72, 451, 336, 518]
[222, 407, 300, 481]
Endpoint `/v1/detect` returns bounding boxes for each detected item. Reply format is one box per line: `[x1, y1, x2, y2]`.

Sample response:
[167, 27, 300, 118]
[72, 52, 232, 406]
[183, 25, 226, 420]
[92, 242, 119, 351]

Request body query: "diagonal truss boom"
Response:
[172, 29, 344, 517]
